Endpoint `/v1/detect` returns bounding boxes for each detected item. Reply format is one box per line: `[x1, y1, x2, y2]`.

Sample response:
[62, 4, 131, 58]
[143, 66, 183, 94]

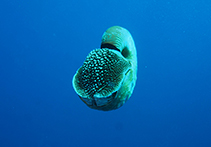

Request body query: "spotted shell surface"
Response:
[72, 26, 137, 111]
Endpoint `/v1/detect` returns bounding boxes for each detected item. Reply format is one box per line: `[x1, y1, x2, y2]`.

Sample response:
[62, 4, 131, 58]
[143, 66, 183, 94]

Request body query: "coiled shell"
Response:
[72, 26, 137, 111]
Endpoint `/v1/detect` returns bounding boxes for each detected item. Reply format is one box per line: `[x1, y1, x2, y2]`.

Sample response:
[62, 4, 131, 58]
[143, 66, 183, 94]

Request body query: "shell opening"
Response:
[101, 43, 120, 52]
[101, 43, 130, 59]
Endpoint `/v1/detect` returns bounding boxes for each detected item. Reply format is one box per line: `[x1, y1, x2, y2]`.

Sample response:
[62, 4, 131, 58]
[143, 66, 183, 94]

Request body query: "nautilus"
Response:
[72, 26, 137, 111]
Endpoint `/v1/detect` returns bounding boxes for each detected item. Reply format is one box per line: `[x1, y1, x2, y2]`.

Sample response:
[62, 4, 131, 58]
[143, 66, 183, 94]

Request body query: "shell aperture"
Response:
[72, 26, 137, 111]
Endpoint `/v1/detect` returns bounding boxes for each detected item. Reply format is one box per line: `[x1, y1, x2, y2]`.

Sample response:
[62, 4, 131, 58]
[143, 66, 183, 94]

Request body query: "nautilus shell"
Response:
[72, 26, 137, 111]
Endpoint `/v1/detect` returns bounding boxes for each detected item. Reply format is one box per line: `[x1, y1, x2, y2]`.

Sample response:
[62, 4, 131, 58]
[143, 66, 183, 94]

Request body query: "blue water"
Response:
[0, 0, 211, 146]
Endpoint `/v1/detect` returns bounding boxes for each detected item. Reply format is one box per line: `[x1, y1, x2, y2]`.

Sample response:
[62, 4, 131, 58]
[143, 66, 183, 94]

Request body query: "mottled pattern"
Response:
[75, 48, 130, 98]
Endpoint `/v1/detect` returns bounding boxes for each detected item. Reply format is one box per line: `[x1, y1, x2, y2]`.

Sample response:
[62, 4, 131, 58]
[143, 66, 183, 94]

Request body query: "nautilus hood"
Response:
[72, 26, 137, 111]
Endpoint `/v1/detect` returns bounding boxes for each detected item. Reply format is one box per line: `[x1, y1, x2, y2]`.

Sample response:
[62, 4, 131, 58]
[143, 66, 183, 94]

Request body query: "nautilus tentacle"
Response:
[72, 26, 137, 111]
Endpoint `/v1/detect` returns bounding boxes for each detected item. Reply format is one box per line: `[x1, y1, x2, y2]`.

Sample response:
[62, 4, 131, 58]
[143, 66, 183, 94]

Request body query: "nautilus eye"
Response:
[72, 26, 137, 111]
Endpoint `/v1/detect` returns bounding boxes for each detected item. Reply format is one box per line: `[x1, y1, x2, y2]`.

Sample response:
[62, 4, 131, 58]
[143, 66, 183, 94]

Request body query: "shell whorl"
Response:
[72, 26, 137, 111]
[101, 26, 137, 69]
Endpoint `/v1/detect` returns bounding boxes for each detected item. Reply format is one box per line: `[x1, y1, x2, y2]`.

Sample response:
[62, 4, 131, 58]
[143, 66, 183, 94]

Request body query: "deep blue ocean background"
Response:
[0, 0, 211, 146]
